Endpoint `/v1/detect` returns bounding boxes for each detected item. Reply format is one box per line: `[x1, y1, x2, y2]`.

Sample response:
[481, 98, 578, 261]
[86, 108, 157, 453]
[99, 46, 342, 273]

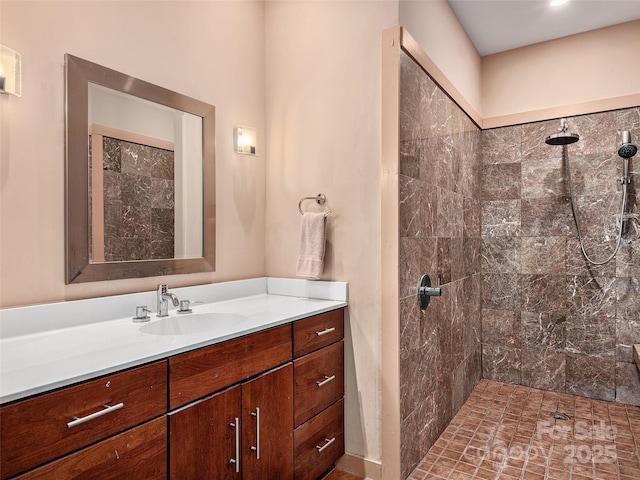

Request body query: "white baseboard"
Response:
[335, 453, 382, 480]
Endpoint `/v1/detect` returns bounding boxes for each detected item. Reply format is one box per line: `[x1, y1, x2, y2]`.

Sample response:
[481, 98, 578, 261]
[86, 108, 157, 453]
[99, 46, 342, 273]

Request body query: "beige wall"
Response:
[399, 0, 482, 118]
[0, 1, 266, 307]
[264, 0, 397, 469]
[398, 9, 640, 129]
[482, 20, 640, 127]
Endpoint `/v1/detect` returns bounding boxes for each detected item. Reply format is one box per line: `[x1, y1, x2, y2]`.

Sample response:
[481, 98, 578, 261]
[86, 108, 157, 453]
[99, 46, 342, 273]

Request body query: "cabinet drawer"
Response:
[293, 309, 344, 358]
[169, 324, 292, 409]
[0, 361, 167, 479]
[294, 399, 344, 480]
[294, 341, 344, 427]
[14, 417, 167, 480]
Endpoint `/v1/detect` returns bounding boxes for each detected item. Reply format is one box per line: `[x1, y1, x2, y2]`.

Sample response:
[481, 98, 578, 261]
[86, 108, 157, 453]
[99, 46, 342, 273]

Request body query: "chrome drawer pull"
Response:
[316, 375, 336, 387]
[229, 417, 240, 473]
[250, 407, 260, 459]
[316, 437, 336, 453]
[66, 402, 124, 429]
[315, 327, 336, 337]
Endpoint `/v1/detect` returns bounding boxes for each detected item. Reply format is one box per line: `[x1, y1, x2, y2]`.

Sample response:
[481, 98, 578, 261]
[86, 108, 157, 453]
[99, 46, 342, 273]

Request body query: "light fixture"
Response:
[0, 45, 22, 97]
[233, 126, 257, 155]
[550, 0, 568, 6]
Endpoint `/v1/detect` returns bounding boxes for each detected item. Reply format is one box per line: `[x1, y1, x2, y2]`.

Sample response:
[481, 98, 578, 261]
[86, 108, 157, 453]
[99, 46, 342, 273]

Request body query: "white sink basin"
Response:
[140, 313, 249, 335]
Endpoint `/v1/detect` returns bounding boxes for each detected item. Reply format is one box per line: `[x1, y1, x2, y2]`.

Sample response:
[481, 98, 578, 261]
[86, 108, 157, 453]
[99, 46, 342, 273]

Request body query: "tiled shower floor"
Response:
[409, 379, 640, 480]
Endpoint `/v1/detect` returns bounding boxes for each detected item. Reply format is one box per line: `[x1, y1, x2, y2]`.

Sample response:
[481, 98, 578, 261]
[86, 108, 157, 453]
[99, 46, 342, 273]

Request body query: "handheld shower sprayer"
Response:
[618, 130, 638, 159]
[618, 131, 636, 234]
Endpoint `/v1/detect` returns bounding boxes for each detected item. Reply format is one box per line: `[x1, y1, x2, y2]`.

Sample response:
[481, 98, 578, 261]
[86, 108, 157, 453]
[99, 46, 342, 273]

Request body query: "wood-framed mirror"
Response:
[65, 54, 215, 283]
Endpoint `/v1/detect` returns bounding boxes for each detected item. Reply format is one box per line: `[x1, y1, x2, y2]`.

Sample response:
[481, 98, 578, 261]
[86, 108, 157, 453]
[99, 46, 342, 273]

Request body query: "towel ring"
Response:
[298, 193, 331, 217]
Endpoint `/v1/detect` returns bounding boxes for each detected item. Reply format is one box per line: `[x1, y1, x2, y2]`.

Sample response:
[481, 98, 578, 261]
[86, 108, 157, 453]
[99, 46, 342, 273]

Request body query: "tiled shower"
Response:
[398, 49, 639, 478]
[481, 109, 640, 405]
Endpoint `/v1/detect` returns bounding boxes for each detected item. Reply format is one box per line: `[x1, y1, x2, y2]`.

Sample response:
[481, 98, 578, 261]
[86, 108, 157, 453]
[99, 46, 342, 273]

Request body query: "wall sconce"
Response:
[234, 126, 257, 155]
[0, 45, 22, 97]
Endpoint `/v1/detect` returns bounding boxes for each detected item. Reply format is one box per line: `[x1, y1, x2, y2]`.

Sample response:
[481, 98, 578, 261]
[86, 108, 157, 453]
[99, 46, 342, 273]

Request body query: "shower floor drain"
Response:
[550, 411, 571, 421]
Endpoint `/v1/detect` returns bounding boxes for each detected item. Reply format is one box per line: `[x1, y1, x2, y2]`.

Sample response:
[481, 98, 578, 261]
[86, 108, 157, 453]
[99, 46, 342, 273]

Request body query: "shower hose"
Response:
[563, 144, 628, 266]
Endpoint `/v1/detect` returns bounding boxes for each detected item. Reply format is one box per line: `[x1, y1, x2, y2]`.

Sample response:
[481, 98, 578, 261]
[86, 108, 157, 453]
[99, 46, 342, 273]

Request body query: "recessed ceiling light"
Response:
[550, 0, 569, 6]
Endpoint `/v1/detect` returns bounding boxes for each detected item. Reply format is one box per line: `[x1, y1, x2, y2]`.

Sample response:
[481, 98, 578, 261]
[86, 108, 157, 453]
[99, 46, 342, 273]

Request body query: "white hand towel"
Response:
[296, 212, 326, 280]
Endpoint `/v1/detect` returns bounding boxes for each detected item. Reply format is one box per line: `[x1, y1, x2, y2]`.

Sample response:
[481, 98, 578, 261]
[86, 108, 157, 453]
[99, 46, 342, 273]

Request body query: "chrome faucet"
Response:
[157, 284, 179, 317]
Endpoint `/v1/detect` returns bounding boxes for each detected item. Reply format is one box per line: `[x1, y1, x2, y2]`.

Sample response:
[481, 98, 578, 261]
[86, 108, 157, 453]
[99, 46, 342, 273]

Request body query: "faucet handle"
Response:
[177, 300, 203, 314]
[177, 300, 192, 313]
[133, 306, 151, 323]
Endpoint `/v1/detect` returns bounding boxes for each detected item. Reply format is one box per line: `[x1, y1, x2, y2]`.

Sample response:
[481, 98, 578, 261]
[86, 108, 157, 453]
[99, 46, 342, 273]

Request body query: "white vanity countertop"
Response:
[0, 278, 348, 404]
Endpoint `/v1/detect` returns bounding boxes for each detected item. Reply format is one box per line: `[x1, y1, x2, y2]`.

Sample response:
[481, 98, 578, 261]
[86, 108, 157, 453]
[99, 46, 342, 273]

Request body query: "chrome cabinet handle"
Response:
[316, 437, 336, 453]
[250, 407, 260, 459]
[66, 402, 124, 429]
[315, 327, 336, 337]
[316, 375, 336, 387]
[229, 417, 240, 473]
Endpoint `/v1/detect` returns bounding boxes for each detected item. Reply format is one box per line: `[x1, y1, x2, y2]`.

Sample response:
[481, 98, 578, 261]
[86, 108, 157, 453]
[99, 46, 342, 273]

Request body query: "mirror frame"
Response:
[65, 54, 215, 283]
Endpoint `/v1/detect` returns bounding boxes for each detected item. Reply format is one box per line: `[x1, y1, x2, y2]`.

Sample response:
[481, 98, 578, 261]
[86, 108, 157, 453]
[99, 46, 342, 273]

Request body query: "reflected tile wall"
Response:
[101, 137, 175, 261]
[399, 51, 482, 478]
[481, 107, 640, 408]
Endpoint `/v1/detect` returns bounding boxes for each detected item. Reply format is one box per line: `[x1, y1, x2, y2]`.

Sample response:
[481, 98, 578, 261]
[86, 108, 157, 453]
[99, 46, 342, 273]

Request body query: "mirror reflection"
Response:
[88, 84, 203, 262]
[65, 54, 215, 284]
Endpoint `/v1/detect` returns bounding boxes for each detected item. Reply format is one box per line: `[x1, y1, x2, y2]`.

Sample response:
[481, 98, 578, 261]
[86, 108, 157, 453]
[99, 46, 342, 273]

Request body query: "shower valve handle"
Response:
[417, 274, 442, 310]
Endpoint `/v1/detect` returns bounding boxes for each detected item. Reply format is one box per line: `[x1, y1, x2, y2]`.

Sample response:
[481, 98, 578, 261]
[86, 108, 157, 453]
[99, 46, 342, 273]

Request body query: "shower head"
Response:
[545, 133, 579, 145]
[545, 118, 579, 145]
[618, 130, 637, 159]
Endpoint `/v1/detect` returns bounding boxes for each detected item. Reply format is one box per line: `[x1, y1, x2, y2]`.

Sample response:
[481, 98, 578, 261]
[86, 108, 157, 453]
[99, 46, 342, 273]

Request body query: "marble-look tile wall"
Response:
[481, 107, 640, 406]
[399, 51, 483, 478]
[101, 137, 175, 261]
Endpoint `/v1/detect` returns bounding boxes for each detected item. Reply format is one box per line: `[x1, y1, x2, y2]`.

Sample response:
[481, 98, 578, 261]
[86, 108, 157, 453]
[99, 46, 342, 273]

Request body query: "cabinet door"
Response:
[169, 386, 241, 479]
[242, 363, 294, 480]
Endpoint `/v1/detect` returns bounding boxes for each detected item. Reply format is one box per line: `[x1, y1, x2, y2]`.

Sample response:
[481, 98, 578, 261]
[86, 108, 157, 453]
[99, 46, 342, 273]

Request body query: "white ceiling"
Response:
[448, 0, 640, 56]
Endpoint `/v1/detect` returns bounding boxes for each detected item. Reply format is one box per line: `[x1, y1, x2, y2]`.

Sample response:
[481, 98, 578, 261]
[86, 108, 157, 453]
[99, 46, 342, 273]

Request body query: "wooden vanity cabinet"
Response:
[292, 309, 345, 480]
[1, 308, 345, 480]
[0, 361, 167, 480]
[169, 364, 293, 479]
